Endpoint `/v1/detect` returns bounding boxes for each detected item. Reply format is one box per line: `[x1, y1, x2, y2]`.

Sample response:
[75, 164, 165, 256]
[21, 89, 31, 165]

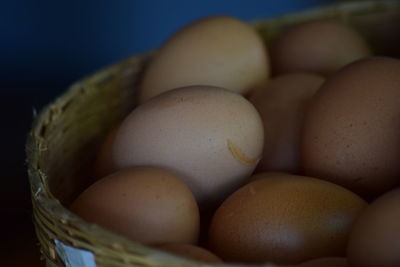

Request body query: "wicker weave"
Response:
[27, 1, 400, 266]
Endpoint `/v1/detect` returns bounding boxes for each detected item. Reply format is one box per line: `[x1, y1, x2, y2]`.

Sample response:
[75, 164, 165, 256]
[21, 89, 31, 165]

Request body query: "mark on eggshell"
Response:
[227, 139, 259, 165]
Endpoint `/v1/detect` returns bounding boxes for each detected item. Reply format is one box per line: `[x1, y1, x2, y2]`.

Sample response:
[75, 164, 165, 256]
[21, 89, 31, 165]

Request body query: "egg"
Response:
[138, 16, 270, 103]
[296, 257, 347, 267]
[208, 173, 366, 264]
[156, 243, 223, 263]
[70, 167, 200, 245]
[302, 57, 400, 198]
[93, 126, 118, 180]
[113, 85, 264, 207]
[269, 19, 372, 76]
[347, 188, 400, 267]
[247, 171, 285, 183]
[248, 72, 324, 173]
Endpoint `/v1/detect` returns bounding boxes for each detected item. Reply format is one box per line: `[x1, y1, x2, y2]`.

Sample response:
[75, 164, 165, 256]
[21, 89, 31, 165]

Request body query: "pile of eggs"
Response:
[70, 16, 400, 266]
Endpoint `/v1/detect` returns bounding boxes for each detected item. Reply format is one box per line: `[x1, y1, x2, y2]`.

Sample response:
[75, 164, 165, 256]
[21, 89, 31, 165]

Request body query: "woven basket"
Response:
[27, 1, 400, 266]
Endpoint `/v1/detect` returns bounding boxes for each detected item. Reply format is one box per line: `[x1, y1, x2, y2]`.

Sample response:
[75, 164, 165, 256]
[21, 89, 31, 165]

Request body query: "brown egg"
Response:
[70, 167, 200, 245]
[156, 243, 223, 263]
[347, 188, 400, 267]
[270, 19, 371, 76]
[248, 73, 324, 173]
[139, 16, 270, 103]
[302, 57, 400, 198]
[113, 86, 264, 207]
[93, 127, 118, 180]
[297, 257, 347, 267]
[208, 173, 366, 265]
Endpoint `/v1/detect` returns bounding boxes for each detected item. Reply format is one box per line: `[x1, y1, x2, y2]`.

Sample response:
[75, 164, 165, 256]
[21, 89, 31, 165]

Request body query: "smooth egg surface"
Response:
[139, 16, 269, 103]
[270, 19, 371, 76]
[208, 173, 366, 264]
[93, 127, 119, 180]
[347, 188, 400, 267]
[70, 167, 200, 245]
[113, 85, 264, 208]
[296, 257, 347, 267]
[302, 56, 400, 198]
[248, 72, 324, 173]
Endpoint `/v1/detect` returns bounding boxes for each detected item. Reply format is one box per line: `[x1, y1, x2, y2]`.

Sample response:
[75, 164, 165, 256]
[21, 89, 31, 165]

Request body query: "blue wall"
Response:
[1, 0, 331, 93]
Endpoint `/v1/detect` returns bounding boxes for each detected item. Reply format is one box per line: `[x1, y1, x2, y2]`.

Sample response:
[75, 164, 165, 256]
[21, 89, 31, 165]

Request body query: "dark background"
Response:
[1, 1, 332, 265]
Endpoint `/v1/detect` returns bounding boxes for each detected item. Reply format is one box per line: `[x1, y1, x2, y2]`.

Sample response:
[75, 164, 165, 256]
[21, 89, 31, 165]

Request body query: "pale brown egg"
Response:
[70, 167, 200, 245]
[248, 72, 324, 173]
[302, 57, 400, 198]
[113, 86, 264, 208]
[156, 243, 223, 263]
[139, 16, 270, 103]
[270, 19, 371, 76]
[347, 188, 400, 267]
[208, 173, 366, 265]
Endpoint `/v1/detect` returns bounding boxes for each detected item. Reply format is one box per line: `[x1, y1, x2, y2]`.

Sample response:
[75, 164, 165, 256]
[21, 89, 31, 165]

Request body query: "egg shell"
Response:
[113, 86, 264, 207]
[70, 167, 200, 245]
[248, 72, 324, 173]
[208, 173, 366, 264]
[347, 188, 400, 267]
[156, 243, 223, 263]
[139, 16, 270, 103]
[247, 171, 286, 183]
[93, 127, 118, 180]
[302, 56, 400, 198]
[269, 19, 371, 76]
[296, 257, 347, 267]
